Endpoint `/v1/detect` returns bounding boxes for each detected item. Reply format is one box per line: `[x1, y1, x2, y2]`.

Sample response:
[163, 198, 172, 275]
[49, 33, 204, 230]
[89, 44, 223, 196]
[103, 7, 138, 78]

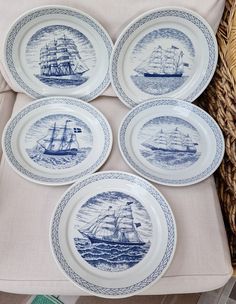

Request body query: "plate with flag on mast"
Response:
[110, 7, 218, 108]
[3, 5, 113, 101]
[50, 171, 177, 298]
[2, 96, 112, 185]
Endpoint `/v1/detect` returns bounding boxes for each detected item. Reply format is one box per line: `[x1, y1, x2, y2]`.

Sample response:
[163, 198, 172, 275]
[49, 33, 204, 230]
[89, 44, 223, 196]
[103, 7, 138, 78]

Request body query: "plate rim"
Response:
[3, 5, 113, 101]
[49, 170, 177, 298]
[2, 96, 113, 186]
[110, 6, 218, 108]
[118, 98, 225, 186]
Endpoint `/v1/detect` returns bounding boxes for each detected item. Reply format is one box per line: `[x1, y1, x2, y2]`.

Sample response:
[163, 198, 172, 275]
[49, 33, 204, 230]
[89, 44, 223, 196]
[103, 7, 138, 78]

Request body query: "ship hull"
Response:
[37, 73, 85, 81]
[143, 143, 196, 153]
[82, 233, 146, 246]
[144, 72, 183, 78]
[43, 148, 78, 156]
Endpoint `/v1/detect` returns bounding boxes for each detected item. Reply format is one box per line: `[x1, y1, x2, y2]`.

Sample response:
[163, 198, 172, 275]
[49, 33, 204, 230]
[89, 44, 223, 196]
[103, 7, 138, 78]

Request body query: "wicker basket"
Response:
[198, 0, 236, 265]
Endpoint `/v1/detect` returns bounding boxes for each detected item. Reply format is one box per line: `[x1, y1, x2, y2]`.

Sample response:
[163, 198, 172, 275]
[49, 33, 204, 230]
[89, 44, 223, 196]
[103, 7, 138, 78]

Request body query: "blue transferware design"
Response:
[5, 7, 112, 101]
[4, 97, 112, 184]
[119, 99, 225, 185]
[26, 25, 96, 88]
[74, 191, 152, 272]
[139, 116, 200, 170]
[25, 114, 93, 170]
[131, 28, 195, 95]
[51, 172, 176, 296]
[111, 8, 217, 107]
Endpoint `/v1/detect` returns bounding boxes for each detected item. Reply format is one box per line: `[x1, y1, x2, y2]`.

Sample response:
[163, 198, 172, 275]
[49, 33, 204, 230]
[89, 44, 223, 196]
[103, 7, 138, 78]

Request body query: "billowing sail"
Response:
[79, 202, 145, 245]
[183, 134, 197, 152]
[116, 204, 143, 243]
[141, 127, 198, 153]
[134, 45, 187, 77]
[36, 121, 81, 156]
[168, 127, 185, 151]
[142, 129, 168, 151]
[39, 35, 89, 77]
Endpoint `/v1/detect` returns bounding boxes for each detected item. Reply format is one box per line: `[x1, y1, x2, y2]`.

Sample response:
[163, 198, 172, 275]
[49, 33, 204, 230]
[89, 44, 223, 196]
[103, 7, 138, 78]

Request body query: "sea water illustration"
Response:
[74, 191, 152, 272]
[25, 114, 93, 170]
[130, 28, 195, 95]
[139, 116, 201, 170]
[26, 25, 96, 88]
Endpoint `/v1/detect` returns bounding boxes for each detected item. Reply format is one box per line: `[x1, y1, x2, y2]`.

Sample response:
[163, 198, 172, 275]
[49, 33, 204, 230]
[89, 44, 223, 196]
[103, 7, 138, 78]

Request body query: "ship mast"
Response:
[47, 122, 57, 151]
[59, 120, 70, 150]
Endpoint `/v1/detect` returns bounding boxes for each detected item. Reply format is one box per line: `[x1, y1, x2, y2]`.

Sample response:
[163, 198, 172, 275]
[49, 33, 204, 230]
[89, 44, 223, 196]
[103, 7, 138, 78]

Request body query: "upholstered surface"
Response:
[0, 0, 232, 296]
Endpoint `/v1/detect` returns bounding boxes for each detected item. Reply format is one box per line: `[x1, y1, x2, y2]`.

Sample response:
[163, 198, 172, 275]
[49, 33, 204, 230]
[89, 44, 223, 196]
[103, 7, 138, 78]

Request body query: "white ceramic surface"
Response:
[111, 7, 218, 108]
[2, 96, 112, 185]
[3, 5, 113, 101]
[50, 171, 177, 298]
[118, 99, 225, 186]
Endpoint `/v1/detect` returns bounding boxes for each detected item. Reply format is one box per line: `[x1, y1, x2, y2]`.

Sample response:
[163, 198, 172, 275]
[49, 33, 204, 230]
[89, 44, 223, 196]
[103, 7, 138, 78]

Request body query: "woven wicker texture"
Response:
[198, 0, 236, 264]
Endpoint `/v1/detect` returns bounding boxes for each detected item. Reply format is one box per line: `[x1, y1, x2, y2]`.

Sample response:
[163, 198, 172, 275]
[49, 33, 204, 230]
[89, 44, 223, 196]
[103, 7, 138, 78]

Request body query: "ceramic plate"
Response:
[3, 5, 113, 101]
[119, 99, 225, 186]
[2, 96, 112, 185]
[110, 7, 218, 108]
[50, 171, 176, 298]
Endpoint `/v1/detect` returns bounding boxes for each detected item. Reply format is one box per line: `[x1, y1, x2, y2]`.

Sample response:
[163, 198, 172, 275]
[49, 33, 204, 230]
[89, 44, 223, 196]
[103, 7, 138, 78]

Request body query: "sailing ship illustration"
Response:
[79, 202, 146, 246]
[142, 127, 198, 153]
[36, 120, 82, 156]
[38, 35, 89, 81]
[135, 45, 189, 77]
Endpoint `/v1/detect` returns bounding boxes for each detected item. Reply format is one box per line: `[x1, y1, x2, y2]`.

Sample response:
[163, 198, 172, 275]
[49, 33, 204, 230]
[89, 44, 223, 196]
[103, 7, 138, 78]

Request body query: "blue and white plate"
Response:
[50, 171, 176, 298]
[111, 7, 218, 108]
[3, 5, 113, 101]
[119, 99, 225, 186]
[2, 96, 112, 185]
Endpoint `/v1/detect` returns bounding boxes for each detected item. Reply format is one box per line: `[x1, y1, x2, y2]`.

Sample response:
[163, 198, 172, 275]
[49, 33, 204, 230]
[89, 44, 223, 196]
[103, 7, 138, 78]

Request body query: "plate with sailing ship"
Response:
[118, 99, 225, 186]
[50, 171, 176, 298]
[2, 96, 112, 186]
[110, 7, 218, 108]
[3, 5, 113, 101]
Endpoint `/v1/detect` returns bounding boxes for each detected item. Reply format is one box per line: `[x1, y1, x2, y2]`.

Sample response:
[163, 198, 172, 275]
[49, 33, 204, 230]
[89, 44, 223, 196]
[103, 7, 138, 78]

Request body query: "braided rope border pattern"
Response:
[111, 9, 217, 107]
[4, 97, 112, 184]
[119, 99, 225, 185]
[5, 8, 112, 101]
[51, 172, 176, 296]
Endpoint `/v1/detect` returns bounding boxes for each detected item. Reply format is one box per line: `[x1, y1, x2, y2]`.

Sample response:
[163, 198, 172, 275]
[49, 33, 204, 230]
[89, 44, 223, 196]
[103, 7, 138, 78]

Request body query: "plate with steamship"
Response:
[110, 7, 218, 108]
[50, 171, 176, 298]
[119, 99, 225, 186]
[2, 96, 112, 186]
[3, 5, 113, 101]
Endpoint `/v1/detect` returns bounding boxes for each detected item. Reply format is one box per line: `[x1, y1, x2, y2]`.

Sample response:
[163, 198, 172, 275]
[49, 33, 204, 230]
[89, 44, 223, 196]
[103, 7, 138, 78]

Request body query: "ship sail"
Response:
[176, 51, 184, 75]
[168, 127, 185, 151]
[142, 129, 168, 151]
[36, 120, 81, 156]
[116, 202, 143, 243]
[79, 202, 145, 246]
[141, 127, 198, 153]
[39, 35, 89, 78]
[183, 134, 197, 152]
[134, 45, 187, 77]
[135, 46, 163, 75]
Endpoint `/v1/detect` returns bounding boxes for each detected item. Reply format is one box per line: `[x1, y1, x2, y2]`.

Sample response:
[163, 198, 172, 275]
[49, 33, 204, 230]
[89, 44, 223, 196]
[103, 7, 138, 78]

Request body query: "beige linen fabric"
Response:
[0, 73, 15, 157]
[0, 0, 232, 296]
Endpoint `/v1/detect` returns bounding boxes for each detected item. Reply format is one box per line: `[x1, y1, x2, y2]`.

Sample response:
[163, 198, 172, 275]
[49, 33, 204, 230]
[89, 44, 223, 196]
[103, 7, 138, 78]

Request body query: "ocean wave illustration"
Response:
[74, 239, 150, 271]
[27, 147, 91, 169]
